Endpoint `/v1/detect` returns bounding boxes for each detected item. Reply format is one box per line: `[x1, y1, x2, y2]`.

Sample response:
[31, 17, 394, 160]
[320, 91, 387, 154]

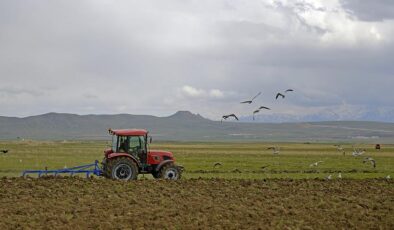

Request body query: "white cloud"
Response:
[180, 85, 226, 99]
[271, 0, 392, 46]
[180, 85, 205, 98]
[209, 89, 225, 98]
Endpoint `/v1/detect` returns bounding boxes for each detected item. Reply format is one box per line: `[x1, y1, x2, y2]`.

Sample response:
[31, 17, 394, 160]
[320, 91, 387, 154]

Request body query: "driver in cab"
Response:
[119, 136, 142, 159]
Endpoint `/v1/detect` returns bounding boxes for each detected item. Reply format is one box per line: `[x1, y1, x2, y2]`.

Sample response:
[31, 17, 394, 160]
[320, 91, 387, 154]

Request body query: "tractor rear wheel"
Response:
[106, 157, 138, 181]
[158, 164, 182, 180]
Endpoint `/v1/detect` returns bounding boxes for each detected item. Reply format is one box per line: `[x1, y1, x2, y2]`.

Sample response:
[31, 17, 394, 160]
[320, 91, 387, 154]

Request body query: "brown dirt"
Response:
[0, 177, 393, 229]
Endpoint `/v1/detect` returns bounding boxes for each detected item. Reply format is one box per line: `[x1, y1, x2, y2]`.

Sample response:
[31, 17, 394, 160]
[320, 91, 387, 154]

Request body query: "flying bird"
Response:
[253, 106, 270, 120]
[240, 92, 261, 104]
[309, 161, 323, 167]
[0, 149, 8, 154]
[221, 114, 239, 122]
[275, 93, 285, 100]
[276, 89, 294, 99]
[363, 157, 376, 168]
[258, 106, 271, 110]
[267, 146, 280, 154]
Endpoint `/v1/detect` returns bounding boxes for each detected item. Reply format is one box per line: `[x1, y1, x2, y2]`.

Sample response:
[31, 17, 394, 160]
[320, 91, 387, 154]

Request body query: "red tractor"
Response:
[102, 129, 183, 180]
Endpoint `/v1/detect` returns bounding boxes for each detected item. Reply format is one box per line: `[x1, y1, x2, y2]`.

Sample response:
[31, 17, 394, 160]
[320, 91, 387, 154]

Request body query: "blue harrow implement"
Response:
[22, 160, 102, 178]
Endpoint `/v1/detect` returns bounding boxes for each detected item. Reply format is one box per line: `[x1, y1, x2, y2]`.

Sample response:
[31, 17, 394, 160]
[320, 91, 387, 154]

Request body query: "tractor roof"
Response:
[109, 129, 148, 136]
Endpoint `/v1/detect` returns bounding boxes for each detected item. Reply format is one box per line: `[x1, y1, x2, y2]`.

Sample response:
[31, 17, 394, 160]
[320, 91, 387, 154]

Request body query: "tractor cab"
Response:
[102, 129, 183, 180]
[109, 129, 148, 164]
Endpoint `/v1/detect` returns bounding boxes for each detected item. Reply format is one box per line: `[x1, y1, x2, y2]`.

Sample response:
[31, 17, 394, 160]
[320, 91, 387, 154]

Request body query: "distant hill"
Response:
[1, 111, 394, 142]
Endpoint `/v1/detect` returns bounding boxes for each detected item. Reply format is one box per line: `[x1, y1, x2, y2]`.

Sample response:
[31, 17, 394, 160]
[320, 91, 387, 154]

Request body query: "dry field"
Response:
[0, 177, 393, 229]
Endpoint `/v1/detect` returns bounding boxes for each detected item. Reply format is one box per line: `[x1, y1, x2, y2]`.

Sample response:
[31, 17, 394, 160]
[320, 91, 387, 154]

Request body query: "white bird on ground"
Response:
[338, 173, 342, 179]
[326, 175, 332, 180]
[385, 175, 391, 180]
[309, 161, 323, 167]
[352, 148, 366, 157]
[267, 146, 280, 154]
[363, 157, 376, 168]
[334, 145, 346, 155]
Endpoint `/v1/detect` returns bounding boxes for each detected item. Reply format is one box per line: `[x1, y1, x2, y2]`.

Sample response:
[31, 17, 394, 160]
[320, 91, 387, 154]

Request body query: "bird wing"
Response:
[240, 100, 252, 104]
[285, 89, 294, 93]
[275, 93, 284, 99]
[259, 106, 270, 110]
[232, 114, 239, 120]
[253, 110, 260, 114]
[251, 92, 262, 101]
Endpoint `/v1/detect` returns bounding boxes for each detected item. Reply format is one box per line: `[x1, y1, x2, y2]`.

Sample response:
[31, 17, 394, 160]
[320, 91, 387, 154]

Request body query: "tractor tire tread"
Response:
[158, 163, 182, 180]
[106, 157, 138, 180]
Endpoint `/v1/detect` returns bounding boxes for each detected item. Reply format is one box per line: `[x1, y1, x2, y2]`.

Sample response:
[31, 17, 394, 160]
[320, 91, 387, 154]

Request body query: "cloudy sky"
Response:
[0, 0, 393, 121]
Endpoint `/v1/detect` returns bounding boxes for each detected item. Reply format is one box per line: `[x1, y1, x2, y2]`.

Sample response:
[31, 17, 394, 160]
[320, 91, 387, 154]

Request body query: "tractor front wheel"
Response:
[152, 170, 160, 179]
[158, 164, 182, 180]
[107, 157, 138, 181]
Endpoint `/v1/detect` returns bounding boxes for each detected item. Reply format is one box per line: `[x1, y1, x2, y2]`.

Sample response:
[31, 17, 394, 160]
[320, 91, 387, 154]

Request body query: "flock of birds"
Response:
[334, 145, 376, 168]
[0, 145, 391, 180]
[306, 145, 379, 179]
[212, 144, 390, 180]
[216, 89, 392, 180]
[221, 89, 294, 122]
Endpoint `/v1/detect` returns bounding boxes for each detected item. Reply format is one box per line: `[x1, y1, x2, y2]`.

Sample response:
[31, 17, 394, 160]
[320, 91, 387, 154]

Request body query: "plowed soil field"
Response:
[0, 177, 393, 229]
